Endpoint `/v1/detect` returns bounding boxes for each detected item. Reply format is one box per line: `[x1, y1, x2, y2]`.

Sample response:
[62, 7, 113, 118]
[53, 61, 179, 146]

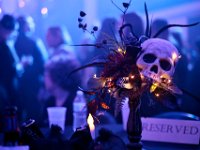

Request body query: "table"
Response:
[95, 124, 200, 150]
[43, 124, 200, 150]
[0, 124, 199, 150]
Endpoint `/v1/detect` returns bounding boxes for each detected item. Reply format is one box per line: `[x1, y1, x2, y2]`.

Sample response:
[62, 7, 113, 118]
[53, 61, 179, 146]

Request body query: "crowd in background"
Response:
[0, 12, 200, 128]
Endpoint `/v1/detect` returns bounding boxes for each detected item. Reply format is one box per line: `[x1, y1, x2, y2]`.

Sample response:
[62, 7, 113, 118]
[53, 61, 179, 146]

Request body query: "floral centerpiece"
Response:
[70, 1, 199, 149]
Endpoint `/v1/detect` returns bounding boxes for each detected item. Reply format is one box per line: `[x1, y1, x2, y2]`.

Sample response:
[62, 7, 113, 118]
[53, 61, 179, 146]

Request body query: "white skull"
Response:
[136, 38, 179, 82]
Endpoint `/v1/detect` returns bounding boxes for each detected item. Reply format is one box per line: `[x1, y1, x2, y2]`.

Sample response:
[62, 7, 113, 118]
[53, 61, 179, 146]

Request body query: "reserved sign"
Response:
[141, 117, 200, 144]
[0, 146, 29, 150]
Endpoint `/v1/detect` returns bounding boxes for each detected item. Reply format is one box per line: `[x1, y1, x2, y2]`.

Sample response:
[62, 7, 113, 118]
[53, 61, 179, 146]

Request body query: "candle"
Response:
[87, 113, 95, 139]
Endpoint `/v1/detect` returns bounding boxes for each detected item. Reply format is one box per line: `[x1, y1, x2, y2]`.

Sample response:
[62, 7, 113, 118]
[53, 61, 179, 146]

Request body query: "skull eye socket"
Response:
[143, 53, 156, 63]
[159, 59, 172, 71]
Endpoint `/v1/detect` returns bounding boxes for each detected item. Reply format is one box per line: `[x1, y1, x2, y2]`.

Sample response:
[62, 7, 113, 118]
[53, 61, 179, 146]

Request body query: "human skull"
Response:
[136, 38, 179, 83]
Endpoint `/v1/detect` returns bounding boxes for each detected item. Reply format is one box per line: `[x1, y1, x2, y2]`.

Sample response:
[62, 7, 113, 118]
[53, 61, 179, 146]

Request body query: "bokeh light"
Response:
[18, 0, 25, 8]
[41, 7, 48, 15]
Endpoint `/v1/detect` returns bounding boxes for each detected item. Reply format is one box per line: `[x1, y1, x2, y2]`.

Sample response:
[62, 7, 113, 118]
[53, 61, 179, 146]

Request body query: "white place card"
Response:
[0, 146, 29, 150]
[141, 117, 200, 144]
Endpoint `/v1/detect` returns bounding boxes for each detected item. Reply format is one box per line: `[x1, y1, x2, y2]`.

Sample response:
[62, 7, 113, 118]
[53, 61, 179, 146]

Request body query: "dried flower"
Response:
[122, 2, 129, 8]
[78, 18, 83, 22]
[93, 26, 98, 31]
[80, 11, 86, 17]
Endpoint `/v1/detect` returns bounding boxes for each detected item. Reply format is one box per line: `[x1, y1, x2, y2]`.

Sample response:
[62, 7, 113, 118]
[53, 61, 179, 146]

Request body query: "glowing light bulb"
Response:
[140, 74, 144, 79]
[117, 47, 126, 54]
[108, 78, 112, 82]
[155, 93, 160, 97]
[168, 79, 171, 84]
[118, 48, 123, 52]
[172, 52, 178, 62]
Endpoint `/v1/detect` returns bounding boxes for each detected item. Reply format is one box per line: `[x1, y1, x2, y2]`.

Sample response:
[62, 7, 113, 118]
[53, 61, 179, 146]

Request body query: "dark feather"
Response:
[119, 24, 139, 42]
[153, 22, 200, 38]
[70, 43, 103, 48]
[181, 88, 200, 103]
[68, 62, 105, 77]
[78, 87, 97, 95]
[148, 17, 153, 37]
[144, 2, 150, 37]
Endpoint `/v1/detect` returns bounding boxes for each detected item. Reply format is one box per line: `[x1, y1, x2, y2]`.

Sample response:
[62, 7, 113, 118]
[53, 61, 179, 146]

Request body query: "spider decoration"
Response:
[71, 1, 199, 117]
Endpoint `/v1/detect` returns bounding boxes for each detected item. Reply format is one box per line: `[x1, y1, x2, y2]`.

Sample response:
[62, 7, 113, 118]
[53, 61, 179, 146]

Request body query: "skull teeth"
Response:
[141, 70, 160, 82]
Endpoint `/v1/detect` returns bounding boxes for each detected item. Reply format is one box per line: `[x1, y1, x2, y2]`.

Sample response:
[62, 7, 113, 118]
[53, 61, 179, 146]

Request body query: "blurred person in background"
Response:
[181, 37, 200, 117]
[95, 18, 118, 50]
[40, 54, 82, 126]
[93, 18, 118, 75]
[169, 25, 200, 117]
[46, 26, 76, 58]
[192, 37, 200, 98]
[123, 12, 144, 39]
[171, 29, 189, 92]
[77, 34, 96, 89]
[14, 16, 47, 122]
[151, 19, 169, 40]
[0, 14, 20, 122]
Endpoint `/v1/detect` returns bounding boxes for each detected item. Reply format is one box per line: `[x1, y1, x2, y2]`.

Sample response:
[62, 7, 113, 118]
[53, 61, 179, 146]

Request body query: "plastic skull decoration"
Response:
[136, 38, 179, 83]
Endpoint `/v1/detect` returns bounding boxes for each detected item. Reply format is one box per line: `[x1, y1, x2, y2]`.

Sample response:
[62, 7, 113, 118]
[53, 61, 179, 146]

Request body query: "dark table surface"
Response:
[41, 124, 200, 150]
[0, 124, 199, 150]
[96, 124, 200, 150]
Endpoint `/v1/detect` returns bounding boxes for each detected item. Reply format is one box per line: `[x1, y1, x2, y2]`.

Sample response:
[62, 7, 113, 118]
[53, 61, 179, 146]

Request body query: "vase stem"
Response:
[127, 97, 142, 150]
